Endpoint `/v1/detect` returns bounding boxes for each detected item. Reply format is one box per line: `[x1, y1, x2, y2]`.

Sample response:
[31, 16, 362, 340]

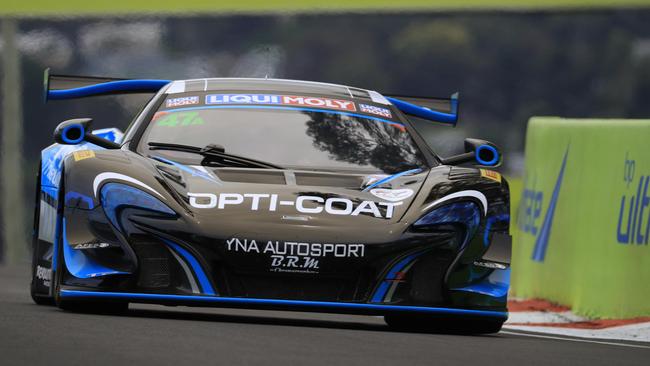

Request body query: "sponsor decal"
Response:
[206, 94, 281, 105]
[205, 94, 356, 112]
[73, 150, 95, 162]
[369, 188, 414, 202]
[187, 193, 401, 219]
[73, 242, 110, 250]
[166, 96, 199, 108]
[480, 169, 502, 183]
[283, 95, 356, 111]
[359, 103, 392, 118]
[36, 265, 52, 287]
[617, 153, 650, 245]
[226, 237, 365, 273]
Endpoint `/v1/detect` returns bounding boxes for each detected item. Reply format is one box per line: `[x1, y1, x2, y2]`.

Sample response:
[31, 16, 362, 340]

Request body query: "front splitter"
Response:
[60, 289, 508, 319]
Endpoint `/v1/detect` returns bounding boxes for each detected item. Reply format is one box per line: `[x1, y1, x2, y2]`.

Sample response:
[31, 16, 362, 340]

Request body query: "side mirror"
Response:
[54, 118, 120, 149]
[440, 138, 501, 167]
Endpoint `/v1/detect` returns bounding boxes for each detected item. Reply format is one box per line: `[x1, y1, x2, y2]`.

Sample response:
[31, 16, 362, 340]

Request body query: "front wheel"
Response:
[384, 314, 504, 334]
[30, 282, 55, 306]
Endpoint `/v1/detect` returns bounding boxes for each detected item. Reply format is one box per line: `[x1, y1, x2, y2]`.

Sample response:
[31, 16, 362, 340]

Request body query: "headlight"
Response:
[412, 201, 481, 241]
[100, 182, 175, 230]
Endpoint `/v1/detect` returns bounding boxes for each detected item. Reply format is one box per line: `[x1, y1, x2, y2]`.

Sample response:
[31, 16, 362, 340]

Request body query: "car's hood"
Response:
[154, 160, 430, 232]
[62, 149, 433, 244]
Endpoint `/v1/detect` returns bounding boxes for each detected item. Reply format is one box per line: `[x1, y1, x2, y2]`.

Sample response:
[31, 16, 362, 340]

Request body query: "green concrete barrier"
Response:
[511, 117, 650, 319]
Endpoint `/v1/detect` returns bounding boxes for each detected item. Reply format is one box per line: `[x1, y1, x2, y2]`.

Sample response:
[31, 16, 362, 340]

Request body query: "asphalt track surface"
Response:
[1, 265, 648, 366]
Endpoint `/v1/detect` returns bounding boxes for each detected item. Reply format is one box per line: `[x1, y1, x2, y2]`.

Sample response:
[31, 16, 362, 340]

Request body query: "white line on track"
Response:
[500, 330, 650, 349]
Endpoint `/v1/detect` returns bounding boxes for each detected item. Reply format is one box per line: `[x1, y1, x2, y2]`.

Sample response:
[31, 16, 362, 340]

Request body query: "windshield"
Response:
[138, 92, 428, 174]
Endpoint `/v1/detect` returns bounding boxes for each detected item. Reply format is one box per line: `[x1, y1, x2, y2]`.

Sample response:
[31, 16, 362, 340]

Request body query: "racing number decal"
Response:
[156, 112, 205, 127]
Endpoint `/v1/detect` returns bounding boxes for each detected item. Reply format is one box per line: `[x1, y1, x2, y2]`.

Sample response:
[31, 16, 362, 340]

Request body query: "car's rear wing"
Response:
[43, 68, 170, 101]
[43, 69, 459, 125]
[384, 93, 459, 126]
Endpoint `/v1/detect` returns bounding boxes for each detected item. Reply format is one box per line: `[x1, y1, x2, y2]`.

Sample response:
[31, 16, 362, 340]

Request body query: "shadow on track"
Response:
[125, 307, 389, 332]
[115, 306, 499, 338]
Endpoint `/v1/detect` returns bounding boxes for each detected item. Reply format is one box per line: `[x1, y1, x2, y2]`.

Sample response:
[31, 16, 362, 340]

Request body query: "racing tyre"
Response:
[30, 283, 55, 306]
[384, 314, 503, 335]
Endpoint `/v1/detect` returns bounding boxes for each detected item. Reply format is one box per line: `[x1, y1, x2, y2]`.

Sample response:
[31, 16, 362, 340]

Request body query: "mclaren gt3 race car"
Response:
[31, 70, 511, 334]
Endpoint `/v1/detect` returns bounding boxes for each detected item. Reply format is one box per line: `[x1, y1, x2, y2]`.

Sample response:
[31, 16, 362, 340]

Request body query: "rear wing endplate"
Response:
[43, 68, 170, 102]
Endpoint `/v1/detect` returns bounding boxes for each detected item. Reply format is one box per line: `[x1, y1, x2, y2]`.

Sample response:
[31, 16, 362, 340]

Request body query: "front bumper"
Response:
[62, 193, 511, 315]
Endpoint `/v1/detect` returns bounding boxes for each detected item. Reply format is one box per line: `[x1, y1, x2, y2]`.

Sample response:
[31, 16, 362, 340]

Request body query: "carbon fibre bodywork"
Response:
[31, 78, 511, 323]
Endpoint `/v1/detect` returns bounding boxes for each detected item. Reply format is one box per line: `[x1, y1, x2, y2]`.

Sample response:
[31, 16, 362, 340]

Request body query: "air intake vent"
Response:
[448, 167, 479, 180]
[214, 168, 286, 184]
[131, 241, 171, 288]
[294, 172, 363, 188]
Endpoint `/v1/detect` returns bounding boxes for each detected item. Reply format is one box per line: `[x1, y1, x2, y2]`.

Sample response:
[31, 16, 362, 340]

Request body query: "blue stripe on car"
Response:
[362, 168, 422, 192]
[371, 251, 423, 303]
[483, 214, 510, 246]
[161, 239, 217, 295]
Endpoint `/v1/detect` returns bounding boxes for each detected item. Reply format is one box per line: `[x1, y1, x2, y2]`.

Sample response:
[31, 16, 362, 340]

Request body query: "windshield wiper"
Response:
[148, 142, 283, 170]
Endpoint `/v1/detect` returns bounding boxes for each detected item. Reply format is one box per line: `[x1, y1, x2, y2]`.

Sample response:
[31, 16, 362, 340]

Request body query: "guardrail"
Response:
[511, 117, 650, 318]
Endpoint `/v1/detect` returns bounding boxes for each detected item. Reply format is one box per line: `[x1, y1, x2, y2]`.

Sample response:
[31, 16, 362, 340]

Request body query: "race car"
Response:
[31, 70, 511, 334]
